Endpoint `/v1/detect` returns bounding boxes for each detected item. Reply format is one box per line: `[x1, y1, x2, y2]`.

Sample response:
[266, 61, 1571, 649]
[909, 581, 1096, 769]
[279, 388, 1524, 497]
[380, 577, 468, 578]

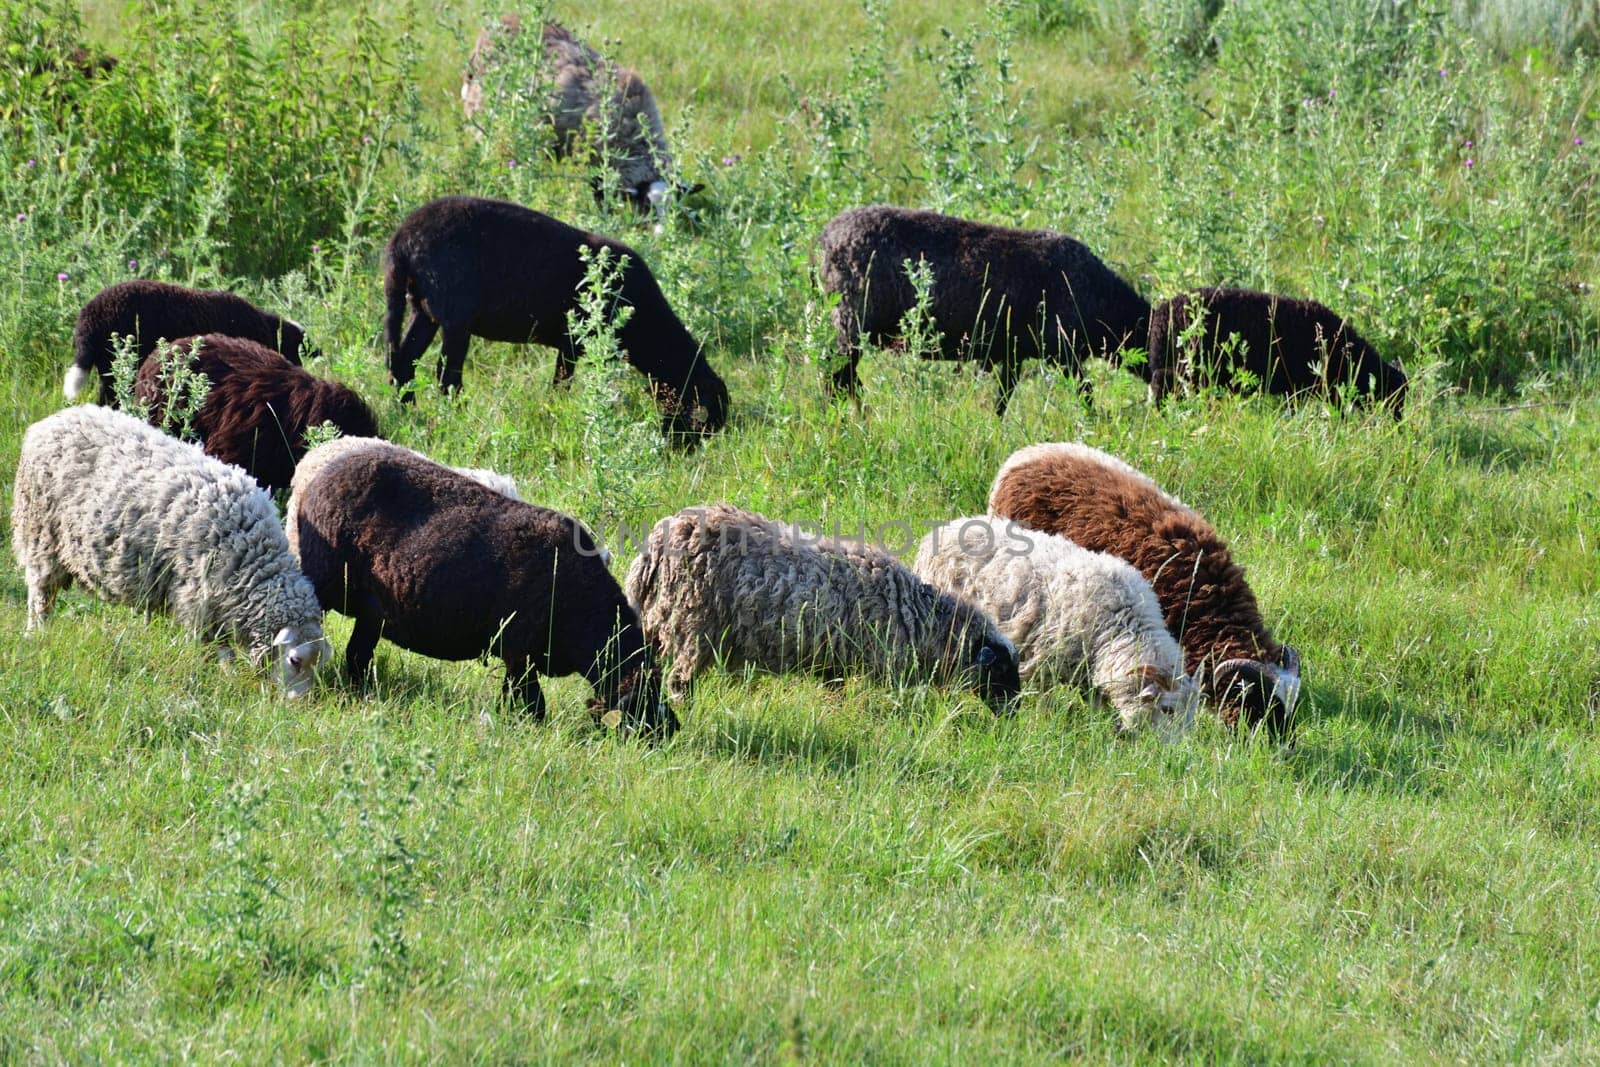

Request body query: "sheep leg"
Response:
[437, 326, 470, 396]
[345, 617, 382, 683]
[24, 563, 70, 631]
[504, 657, 547, 721]
[551, 340, 578, 387]
[993, 359, 1021, 416]
[391, 313, 439, 401]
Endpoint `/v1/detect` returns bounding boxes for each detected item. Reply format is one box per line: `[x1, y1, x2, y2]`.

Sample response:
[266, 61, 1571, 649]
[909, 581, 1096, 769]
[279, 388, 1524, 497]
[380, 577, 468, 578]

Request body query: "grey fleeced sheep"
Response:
[286, 438, 672, 734]
[1147, 287, 1407, 414]
[912, 516, 1198, 740]
[818, 205, 1153, 415]
[66, 280, 315, 405]
[462, 16, 698, 214]
[383, 196, 729, 445]
[623, 504, 1022, 709]
[12, 405, 329, 696]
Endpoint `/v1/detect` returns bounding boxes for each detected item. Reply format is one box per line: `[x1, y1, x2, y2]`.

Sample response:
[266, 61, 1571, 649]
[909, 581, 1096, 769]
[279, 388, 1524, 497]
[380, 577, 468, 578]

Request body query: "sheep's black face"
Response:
[594, 660, 680, 740]
[1212, 652, 1300, 741]
[660, 372, 730, 446]
[971, 639, 1022, 714]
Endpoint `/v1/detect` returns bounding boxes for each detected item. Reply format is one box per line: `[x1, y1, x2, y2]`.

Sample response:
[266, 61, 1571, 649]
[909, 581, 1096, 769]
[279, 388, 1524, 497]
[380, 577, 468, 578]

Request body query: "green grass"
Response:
[5, 0, 1600, 1059]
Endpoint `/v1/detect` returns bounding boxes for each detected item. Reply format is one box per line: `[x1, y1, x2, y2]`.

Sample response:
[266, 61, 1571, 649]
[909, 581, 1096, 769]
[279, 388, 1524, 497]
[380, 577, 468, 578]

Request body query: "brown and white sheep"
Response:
[817, 206, 1152, 415]
[383, 195, 729, 445]
[623, 504, 1022, 710]
[286, 438, 674, 735]
[1147, 287, 1407, 414]
[134, 334, 379, 492]
[987, 443, 1302, 738]
[66, 280, 314, 405]
[913, 516, 1199, 740]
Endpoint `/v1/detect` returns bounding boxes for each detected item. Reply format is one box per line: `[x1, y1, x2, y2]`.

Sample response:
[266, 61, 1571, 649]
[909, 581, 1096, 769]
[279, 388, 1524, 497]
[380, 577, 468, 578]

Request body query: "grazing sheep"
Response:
[817, 206, 1152, 415]
[461, 16, 700, 215]
[286, 438, 673, 735]
[1147, 287, 1407, 414]
[987, 443, 1302, 737]
[623, 504, 1022, 709]
[912, 516, 1199, 740]
[12, 406, 329, 696]
[134, 334, 380, 492]
[383, 195, 729, 445]
[66, 280, 314, 405]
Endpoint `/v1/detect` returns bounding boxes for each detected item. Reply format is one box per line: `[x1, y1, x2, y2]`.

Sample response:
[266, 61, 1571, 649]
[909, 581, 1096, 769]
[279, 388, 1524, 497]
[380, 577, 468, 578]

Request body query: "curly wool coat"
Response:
[67, 280, 310, 404]
[912, 516, 1198, 739]
[11, 405, 328, 693]
[817, 205, 1152, 415]
[623, 504, 1021, 709]
[987, 442, 1301, 737]
[134, 333, 379, 492]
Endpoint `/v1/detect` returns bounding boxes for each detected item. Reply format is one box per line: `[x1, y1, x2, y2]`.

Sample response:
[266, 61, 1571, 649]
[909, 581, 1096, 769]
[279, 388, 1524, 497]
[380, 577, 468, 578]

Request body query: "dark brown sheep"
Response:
[285, 438, 677, 736]
[383, 195, 729, 445]
[1147, 287, 1407, 414]
[817, 206, 1152, 415]
[67, 280, 314, 405]
[988, 443, 1302, 739]
[134, 334, 380, 492]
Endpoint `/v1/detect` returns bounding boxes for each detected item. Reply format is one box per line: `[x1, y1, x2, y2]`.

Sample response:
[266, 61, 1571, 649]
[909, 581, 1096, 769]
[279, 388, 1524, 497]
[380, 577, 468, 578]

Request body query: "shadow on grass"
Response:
[1282, 682, 1458, 799]
[1433, 418, 1553, 472]
[701, 710, 865, 777]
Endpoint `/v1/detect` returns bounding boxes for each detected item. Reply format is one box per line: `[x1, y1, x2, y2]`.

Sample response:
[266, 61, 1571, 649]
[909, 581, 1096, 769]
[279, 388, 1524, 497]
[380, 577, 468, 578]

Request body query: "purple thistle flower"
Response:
[1576, 137, 1585, 146]
[312, 243, 321, 253]
[14, 213, 24, 223]
[128, 258, 138, 270]
[1439, 67, 1448, 78]
[1464, 139, 1473, 148]
[26, 159, 36, 168]
[508, 159, 518, 169]
[1464, 158, 1474, 168]
[56, 272, 68, 282]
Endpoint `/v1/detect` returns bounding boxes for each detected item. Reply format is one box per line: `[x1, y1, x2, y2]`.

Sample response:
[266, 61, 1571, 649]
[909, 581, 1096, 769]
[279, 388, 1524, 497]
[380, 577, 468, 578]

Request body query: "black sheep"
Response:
[67, 280, 314, 405]
[1147, 287, 1407, 414]
[382, 196, 729, 445]
[285, 438, 677, 736]
[817, 205, 1152, 415]
[134, 334, 380, 492]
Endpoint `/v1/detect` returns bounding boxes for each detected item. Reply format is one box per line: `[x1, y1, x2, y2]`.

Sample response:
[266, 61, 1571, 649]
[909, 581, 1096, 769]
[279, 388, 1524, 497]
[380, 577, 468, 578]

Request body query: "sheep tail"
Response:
[383, 243, 410, 357]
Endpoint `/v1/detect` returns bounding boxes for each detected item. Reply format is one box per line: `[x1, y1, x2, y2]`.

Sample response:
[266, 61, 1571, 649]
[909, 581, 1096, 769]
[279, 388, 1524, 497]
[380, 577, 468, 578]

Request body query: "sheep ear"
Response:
[272, 627, 295, 648]
[1139, 683, 1162, 703]
[599, 709, 623, 730]
[975, 645, 997, 666]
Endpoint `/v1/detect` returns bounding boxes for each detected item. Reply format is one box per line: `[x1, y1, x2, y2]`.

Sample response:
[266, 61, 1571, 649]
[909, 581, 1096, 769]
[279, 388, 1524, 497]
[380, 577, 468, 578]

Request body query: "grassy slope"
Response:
[3, 0, 1600, 1061]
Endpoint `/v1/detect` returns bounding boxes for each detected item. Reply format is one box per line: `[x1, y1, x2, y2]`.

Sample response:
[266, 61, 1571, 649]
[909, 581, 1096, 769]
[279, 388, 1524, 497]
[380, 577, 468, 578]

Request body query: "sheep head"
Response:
[656, 369, 729, 446]
[269, 624, 331, 699]
[1126, 664, 1200, 743]
[591, 650, 679, 739]
[1211, 644, 1301, 739]
[959, 636, 1021, 714]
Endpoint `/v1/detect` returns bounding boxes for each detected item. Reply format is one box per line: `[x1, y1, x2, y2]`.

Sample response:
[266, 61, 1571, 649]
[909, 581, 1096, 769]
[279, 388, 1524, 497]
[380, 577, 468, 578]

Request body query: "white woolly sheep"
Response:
[912, 516, 1199, 740]
[12, 406, 329, 696]
[623, 504, 1022, 708]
